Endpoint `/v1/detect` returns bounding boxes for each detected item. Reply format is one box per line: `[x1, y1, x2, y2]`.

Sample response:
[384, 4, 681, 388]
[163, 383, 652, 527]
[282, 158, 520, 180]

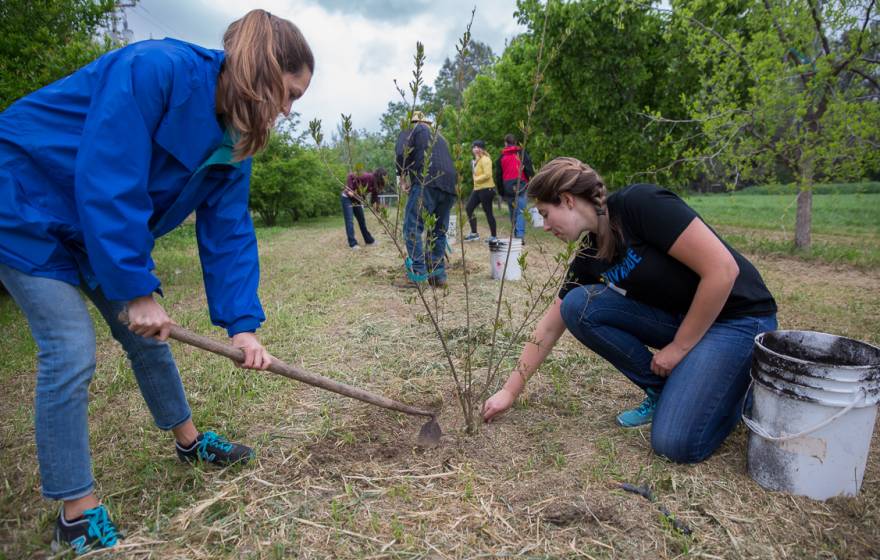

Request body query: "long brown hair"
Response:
[527, 157, 622, 261]
[217, 9, 314, 160]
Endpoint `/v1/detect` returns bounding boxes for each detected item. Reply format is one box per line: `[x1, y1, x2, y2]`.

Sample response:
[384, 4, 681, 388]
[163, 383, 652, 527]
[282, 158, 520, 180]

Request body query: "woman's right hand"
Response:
[482, 388, 516, 423]
[126, 295, 174, 341]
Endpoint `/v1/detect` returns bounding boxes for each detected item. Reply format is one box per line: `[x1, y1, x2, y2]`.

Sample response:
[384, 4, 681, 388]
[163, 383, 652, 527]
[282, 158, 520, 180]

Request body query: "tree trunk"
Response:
[794, 188, 812, 249]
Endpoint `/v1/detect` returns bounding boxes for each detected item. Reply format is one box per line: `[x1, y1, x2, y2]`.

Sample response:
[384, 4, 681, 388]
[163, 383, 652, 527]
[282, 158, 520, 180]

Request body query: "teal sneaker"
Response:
[52, 504, 120, 555]
[616, 388, 659, 427]
[176, 431, 254, 466]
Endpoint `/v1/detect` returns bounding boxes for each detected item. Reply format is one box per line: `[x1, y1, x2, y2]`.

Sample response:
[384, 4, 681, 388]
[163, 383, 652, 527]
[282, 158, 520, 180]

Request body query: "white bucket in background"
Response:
[529, 206, 544, 228]
[488, 238, 523, 281]
[447, 214, 457, 245]
[745, 330, 880, 500]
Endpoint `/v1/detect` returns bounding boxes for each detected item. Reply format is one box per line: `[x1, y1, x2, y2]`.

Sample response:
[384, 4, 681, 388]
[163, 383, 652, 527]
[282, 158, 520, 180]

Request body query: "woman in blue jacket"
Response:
[0, 9, 313, 554]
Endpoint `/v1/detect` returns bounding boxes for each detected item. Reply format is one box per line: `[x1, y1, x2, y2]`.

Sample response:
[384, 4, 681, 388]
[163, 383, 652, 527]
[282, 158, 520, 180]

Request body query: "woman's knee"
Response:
[650, 427, 714, 464]
[559, 288, 587, 331]
[559, 284, 610, 330]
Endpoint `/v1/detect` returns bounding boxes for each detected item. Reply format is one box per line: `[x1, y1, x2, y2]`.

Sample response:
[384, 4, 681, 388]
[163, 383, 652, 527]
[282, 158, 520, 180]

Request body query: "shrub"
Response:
[250, 134, 343, 226]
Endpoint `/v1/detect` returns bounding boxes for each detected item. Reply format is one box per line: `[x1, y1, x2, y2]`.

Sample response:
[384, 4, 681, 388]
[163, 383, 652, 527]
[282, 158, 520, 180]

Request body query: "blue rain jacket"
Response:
[0, 39, 265, 335]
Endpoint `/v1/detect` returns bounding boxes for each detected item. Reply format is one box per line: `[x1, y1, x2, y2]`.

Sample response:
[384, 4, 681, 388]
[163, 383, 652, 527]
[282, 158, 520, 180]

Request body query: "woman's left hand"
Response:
[230, 332, 273, 370]
[651, 343, 689, 377]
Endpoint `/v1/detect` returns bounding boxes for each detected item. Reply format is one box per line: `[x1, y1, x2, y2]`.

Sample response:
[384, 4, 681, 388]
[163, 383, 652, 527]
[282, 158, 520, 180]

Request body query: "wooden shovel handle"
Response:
[118, 312, 436, 419]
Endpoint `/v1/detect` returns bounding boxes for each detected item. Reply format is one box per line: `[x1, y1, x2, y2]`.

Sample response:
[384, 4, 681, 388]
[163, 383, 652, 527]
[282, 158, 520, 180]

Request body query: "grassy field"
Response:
[1, 191, 879, 559]
[685, 190, 880, 268]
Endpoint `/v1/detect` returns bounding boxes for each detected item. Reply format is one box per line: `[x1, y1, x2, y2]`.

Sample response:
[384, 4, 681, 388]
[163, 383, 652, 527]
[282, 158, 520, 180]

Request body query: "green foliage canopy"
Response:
[250, 131, 342, 226]
[670, 0, 880, 188]
[457, 0, 702, 187]
[0, 0, 117, 110]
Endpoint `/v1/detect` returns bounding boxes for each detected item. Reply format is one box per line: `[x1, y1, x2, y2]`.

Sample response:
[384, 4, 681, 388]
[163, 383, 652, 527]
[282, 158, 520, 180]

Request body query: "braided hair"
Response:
[527, 157, 622, 261]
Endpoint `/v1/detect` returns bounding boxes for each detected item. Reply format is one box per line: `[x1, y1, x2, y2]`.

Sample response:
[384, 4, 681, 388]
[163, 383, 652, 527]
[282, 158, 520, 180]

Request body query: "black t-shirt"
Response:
[558, 184, 777, 319]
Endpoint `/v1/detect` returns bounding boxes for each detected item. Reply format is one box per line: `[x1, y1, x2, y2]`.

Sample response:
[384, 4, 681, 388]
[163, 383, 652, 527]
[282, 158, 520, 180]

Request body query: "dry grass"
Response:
[1, 213, 879, 559]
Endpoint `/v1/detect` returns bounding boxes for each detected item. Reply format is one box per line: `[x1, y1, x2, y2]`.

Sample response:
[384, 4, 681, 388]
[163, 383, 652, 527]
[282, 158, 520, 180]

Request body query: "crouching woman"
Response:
[482, 157, 777, 463]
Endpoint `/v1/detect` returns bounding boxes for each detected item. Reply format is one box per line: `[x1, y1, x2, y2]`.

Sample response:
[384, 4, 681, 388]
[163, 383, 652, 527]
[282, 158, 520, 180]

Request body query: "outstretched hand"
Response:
[231, 332, 273, 370]
[482, 388, 516, 423]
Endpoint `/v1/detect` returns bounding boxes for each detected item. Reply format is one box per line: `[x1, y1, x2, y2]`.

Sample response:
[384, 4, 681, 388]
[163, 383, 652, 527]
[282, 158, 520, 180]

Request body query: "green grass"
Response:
[683, 190, 879, 267]
[685, 192, 880, 236]
[1, 190, 879, 558]
[735, 181, 880, 195]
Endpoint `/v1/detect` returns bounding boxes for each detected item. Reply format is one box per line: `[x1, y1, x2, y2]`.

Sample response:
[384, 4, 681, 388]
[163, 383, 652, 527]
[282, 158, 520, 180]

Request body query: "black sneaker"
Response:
[52, 504, 120, 555]
[176, 431, 254, 466]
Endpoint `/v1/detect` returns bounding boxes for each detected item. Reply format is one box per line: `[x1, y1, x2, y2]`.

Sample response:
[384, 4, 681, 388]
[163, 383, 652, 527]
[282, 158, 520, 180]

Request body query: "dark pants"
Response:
[559, 284, 777, 463]
[341, 195, 374, 247]
[466, 188, 497, 236]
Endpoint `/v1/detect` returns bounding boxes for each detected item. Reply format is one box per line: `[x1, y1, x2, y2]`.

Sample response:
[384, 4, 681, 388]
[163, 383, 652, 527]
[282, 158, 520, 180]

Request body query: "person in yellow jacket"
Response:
[464, 140, 498, 242]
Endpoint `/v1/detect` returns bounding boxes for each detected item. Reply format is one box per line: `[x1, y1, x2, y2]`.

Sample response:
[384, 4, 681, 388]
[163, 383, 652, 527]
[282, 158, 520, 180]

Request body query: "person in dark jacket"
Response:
[0, 10, 313, 554]
[483, 157, 778, 465]
[342, 168, 384, 248]
[494, 134, 534, 239]
[394, 111, 458, 287]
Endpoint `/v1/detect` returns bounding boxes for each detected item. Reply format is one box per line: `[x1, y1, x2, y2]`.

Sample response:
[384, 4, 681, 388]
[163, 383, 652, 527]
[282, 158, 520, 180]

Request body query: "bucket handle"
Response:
[742, 382, 866, 442]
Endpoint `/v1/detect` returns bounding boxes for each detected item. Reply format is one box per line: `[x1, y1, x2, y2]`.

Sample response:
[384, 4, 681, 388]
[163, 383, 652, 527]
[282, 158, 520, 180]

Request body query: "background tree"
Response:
[379, 85, 434, 143]
[0, 0, 118, 110]
[427, 40, 496, 120]
[458, 0, 701, 187]
[250, 123, 341, 226]
[670, 0, 880, 248]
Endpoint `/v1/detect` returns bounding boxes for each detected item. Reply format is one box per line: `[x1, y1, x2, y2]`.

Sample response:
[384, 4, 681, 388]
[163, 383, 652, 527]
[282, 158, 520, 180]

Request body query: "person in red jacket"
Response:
[494, 134, 535, 239]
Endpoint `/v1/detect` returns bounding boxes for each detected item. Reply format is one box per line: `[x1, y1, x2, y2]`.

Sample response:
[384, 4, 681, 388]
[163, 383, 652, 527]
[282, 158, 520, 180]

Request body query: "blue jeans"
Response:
[559, 284, 777, 463]
[504, 191, 527, 239]
[0, 263, 191, 500]
[341, 195, 374, 247]
[403, 184, 456, 281]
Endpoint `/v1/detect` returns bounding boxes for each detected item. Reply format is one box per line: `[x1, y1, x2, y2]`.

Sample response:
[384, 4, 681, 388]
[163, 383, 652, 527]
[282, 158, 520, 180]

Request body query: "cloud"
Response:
[315, 0, 432, 22]
[126, 0, 524, 133]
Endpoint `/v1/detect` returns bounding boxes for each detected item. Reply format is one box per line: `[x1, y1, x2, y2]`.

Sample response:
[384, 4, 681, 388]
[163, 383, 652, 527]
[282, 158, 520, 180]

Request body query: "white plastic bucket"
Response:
[488, 238, 523, 281]
[744, 330, 880, 500]
[447, 214, 457, 245]
[529, 206, 544, 228]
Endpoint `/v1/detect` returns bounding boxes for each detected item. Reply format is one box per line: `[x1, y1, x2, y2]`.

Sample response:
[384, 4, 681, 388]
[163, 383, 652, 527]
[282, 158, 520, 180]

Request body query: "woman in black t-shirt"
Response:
[482, 157, 777, 463]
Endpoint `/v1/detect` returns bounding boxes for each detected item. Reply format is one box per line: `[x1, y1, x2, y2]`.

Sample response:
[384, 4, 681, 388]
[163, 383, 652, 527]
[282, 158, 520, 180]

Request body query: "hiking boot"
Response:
[176, 431, 254, 466]
[616, 388, 660, 428]
[350, 245, 361, 250]
[52, 504, 120, 555]
[464, 232, 480, 242]
[485, 236, 498, 243]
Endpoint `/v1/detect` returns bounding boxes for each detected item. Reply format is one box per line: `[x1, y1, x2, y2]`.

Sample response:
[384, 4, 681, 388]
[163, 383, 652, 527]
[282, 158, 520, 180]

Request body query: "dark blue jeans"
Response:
[341, 195, 374, 247]
[403, 184, 456, 281]
[502, 180, 527, 239]
[559, 284, 777, 463]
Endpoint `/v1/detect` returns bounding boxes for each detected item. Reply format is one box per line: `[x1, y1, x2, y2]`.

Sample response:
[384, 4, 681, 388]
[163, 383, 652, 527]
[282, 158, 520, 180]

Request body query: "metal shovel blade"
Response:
[416, 416, 442, 448]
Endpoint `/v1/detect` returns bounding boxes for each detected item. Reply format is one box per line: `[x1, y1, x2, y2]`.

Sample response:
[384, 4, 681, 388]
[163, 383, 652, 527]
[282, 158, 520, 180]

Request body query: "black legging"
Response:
[466, 188, 497, 236]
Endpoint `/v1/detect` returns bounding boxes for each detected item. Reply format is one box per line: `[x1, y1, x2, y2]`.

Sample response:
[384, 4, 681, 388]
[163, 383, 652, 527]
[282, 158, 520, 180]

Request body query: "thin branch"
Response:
[807, 0, 831, 56]
[849, 66, 880, 92]
[832, 0, 876, 76]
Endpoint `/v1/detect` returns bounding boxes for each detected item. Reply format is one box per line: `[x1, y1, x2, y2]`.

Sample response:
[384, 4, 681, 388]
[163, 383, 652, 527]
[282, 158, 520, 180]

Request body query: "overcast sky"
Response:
[125, 0, 525, 134]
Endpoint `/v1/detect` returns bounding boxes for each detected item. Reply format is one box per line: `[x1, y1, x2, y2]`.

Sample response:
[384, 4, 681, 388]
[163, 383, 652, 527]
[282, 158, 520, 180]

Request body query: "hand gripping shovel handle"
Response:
[118, 312, 436, 420]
